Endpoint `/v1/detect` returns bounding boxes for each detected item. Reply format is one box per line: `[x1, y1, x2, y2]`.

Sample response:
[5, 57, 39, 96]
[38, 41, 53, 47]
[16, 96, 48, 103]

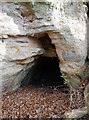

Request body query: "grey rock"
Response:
[0, 1, 88, 95]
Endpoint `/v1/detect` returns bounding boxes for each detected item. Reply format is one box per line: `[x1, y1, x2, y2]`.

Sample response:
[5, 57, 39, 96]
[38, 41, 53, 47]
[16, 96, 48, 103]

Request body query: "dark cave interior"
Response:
[21, 32, 65, 89]
[21, 57, 65, 89]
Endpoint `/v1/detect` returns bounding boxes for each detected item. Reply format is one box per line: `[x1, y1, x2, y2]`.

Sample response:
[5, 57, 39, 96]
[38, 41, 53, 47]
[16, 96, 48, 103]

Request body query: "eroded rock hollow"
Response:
[0, 0, 89, 112]
[0, 0, 89, 119]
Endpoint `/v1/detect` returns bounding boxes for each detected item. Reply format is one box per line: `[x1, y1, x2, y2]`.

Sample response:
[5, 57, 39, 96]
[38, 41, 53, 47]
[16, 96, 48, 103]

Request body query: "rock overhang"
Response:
[0, 1, 88, 94]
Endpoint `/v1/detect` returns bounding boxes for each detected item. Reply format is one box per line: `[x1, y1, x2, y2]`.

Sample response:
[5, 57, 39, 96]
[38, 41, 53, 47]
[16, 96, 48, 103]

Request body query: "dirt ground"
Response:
[1, 82, 89, 119]
[2, 85, 69, 118]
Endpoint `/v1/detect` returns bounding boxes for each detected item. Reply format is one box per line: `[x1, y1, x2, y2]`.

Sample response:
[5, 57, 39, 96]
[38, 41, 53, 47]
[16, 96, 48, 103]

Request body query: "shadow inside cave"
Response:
[21, 57, 67, 90]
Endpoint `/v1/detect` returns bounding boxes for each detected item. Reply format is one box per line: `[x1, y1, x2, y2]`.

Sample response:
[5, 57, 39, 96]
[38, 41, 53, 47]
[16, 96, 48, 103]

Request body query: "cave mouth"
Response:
[21, 56, 66, 90]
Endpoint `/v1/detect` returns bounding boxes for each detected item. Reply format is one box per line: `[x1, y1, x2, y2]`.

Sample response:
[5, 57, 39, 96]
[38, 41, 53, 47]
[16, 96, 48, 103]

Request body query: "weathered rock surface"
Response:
[0, 37, 44, 93]
[0, 2, 45, 93]
[0, 1, 88, 97]
[0, 0, 89, 119]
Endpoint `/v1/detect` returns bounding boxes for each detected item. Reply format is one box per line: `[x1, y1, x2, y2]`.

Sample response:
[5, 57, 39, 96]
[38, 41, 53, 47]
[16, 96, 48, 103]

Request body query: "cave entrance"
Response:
[21, 33, 66, 89]
[21, 56, 65, 89]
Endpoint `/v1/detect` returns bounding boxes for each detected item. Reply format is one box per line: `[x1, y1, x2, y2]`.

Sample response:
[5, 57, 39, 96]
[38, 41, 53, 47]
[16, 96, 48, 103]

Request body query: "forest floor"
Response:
[1, 80, 89, 119]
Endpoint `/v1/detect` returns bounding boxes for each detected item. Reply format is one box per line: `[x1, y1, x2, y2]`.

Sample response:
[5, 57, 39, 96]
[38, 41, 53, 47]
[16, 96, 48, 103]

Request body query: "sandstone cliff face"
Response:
[0, 2, 45, 93]
[0, 1, 88, 94]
